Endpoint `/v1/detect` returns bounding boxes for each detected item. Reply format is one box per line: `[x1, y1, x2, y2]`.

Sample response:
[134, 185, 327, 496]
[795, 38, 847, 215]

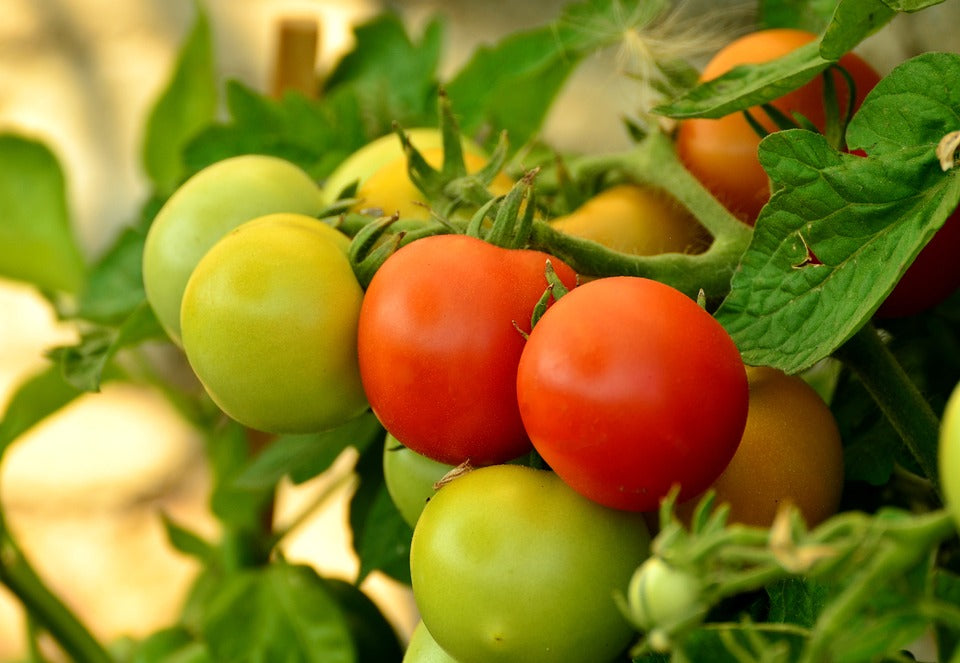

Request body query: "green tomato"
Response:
[940, 380, 960, 531]
[410, 465, 650, 663]
[180, 213, 367, 433]
[143, 155, 324, 346]
[626, 557, 704, 633]
[403, 621, 459, 663]
[383, 435, 456, 529]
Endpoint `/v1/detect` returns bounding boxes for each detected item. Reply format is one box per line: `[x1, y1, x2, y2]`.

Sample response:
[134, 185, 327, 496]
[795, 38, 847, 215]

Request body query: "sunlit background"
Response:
[0, 0, 956, 659]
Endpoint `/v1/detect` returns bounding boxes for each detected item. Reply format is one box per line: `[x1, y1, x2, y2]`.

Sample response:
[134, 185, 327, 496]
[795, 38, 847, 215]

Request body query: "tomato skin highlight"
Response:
[410, 464, 650, 663]
[516, 276, 749, 512]
[357, 234, 577, 466]
[676, 28, 881, 225]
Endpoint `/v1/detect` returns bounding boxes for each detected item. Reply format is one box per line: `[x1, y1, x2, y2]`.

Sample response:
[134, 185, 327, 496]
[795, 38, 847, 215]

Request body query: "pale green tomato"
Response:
[142, 155, 324, 346]
[410, 465, 650, 663]
[382, 435, 456, 529]
[180, 213, 366, 433]
[940, 380, 960, 532]
[627, 557, 704, 632]
[403, 621, 460, 663]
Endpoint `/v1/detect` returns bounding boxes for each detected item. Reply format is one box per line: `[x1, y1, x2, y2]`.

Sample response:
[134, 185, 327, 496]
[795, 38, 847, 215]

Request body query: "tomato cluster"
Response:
[137, 25, 958, 663]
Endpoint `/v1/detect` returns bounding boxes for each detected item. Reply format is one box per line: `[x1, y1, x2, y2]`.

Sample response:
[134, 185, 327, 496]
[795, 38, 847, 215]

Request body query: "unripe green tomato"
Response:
[180, 213, 367, 434]
[382, 434, 456, 529]
[142, 155, 324, 346]
[940, 380, 960, 532]
[410, 465, 650, 663]
[403, 621, 460, 663]
[627, 557, 703, 632]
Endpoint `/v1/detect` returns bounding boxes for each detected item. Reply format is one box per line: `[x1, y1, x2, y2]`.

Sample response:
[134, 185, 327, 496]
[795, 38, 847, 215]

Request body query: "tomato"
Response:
[382, 434, 456, 529]
[357, 234, 577, 466]
[875, 203, 960, 318]
[142, 155, 324, 346]
[180, 213, 368, 433]
[549, 184, 709, 259]
[679, 366, 844, 527]
[516, 276, 748, 512]
[940, 380, 960, 532]
[675, 28, 881, 225]
[322, 128, 488, 204]
[410, 464, 650, 663]
[353, 147, 514, 220]
[403, 621, 459, 663]
[627, 557, 704, 633]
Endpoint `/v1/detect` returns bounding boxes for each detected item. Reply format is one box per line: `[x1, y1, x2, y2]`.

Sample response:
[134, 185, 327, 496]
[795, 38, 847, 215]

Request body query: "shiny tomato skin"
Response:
[516, 276, 748, 511]
[410, 465, 650, 663]
[676, 28, 881, 224]
[382, 434, 456, 529]
[680, 366, 844, 527]
[358, 235, 577, 466]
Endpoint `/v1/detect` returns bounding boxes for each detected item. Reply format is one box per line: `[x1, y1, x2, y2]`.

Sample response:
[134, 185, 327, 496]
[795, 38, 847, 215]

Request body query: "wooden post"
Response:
[271, 17, 320, 100]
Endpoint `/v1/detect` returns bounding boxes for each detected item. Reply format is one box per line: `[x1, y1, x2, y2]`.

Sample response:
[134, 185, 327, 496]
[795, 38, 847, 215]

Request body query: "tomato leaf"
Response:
[715, 53, 960, 373]
[0, 365, 83, 458]
[198, 562, 356, 663]
[126, 626, 211, 663]
[933, 568, 960, 659]
[766, 577, 830, 627]
[322, 578, 405, 662]
[323, 12, 443, 135]
[818, 0, 896, 60]
[74, 226, 148, 325]
[0, 134, 86, 293]
[160, 513, 215, 563]
[142, 2, 217, 196]
[758, 0, 840, 33]
[184, 82, 366, 181]
[232, 412, 383, 490]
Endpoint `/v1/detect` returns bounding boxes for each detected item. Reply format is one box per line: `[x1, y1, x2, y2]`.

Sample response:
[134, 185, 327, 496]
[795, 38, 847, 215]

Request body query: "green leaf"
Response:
[349, 440, 412, 585]
[160, 513, 214, 562]
[322, 578, 404, 662]
[715, 55, 960, 373]
[880, 0, 947, 11]
[142, 2, 217, 196]
[323, 12, 443, 136]
[233, 411, 384, 490]
[818, 0, 896, 60]
[74, 225, 148, 325]
[0, 134, 85, 293]
[129, 627, 210, 663]
[758, 0, 840, 33]
[934, 568, 960, 660]
[199, 562, 356, 663]
[0, 365, 82, 457]
[206, 421, 275, 534]
[766, 577, 830, 627]
[184, 83, 366, 182]
[47, 301, 165, 392]
[446, 0, 651, 149]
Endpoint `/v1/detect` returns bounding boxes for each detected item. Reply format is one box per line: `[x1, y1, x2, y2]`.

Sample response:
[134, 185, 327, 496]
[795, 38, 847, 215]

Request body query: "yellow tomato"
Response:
[549, 184, 709, 257]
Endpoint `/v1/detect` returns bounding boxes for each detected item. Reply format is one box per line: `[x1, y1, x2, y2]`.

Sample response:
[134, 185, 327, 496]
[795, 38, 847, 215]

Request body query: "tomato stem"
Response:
[833, 323, 942, 497]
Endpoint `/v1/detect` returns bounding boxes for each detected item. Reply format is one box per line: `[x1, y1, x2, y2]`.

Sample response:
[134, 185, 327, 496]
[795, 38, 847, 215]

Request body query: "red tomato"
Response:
[357, 234, 577, 466]
[676, 28, 881, 224]
[875, 203, 960, 318]
[516, 276, 748, 511]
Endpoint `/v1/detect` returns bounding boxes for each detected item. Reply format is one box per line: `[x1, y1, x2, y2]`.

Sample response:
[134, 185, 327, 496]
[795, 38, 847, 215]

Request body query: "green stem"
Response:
[0, 532, 112, 663]
[529, 131, 753, 300]
[833, 323, 942, 496]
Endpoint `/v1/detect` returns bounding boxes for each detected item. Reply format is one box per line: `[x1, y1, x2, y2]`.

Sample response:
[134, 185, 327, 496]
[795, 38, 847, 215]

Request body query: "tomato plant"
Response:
[142, 154, 325, 345]
[410, 464, 650, 663]
[675, 28, 881, 225]
[679, 365, 844, 527]
[548, 183, 710, 258]
[357, 233, 577, 466]
[180, 213, 368, 433]
[517, 276, 749, 511]
[382, 434, 455, 529]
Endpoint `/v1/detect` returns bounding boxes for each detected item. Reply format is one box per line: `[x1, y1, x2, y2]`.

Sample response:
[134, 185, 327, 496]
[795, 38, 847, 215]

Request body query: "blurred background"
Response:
[0, 0, 957, 659]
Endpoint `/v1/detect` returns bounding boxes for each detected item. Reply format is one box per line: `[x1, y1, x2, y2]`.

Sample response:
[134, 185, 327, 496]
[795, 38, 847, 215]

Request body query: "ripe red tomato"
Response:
[875, 203, 960, 318]
[676, 28, 881, 224]
[516, 276, 748, 511]
[357, 234, 577, 466]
